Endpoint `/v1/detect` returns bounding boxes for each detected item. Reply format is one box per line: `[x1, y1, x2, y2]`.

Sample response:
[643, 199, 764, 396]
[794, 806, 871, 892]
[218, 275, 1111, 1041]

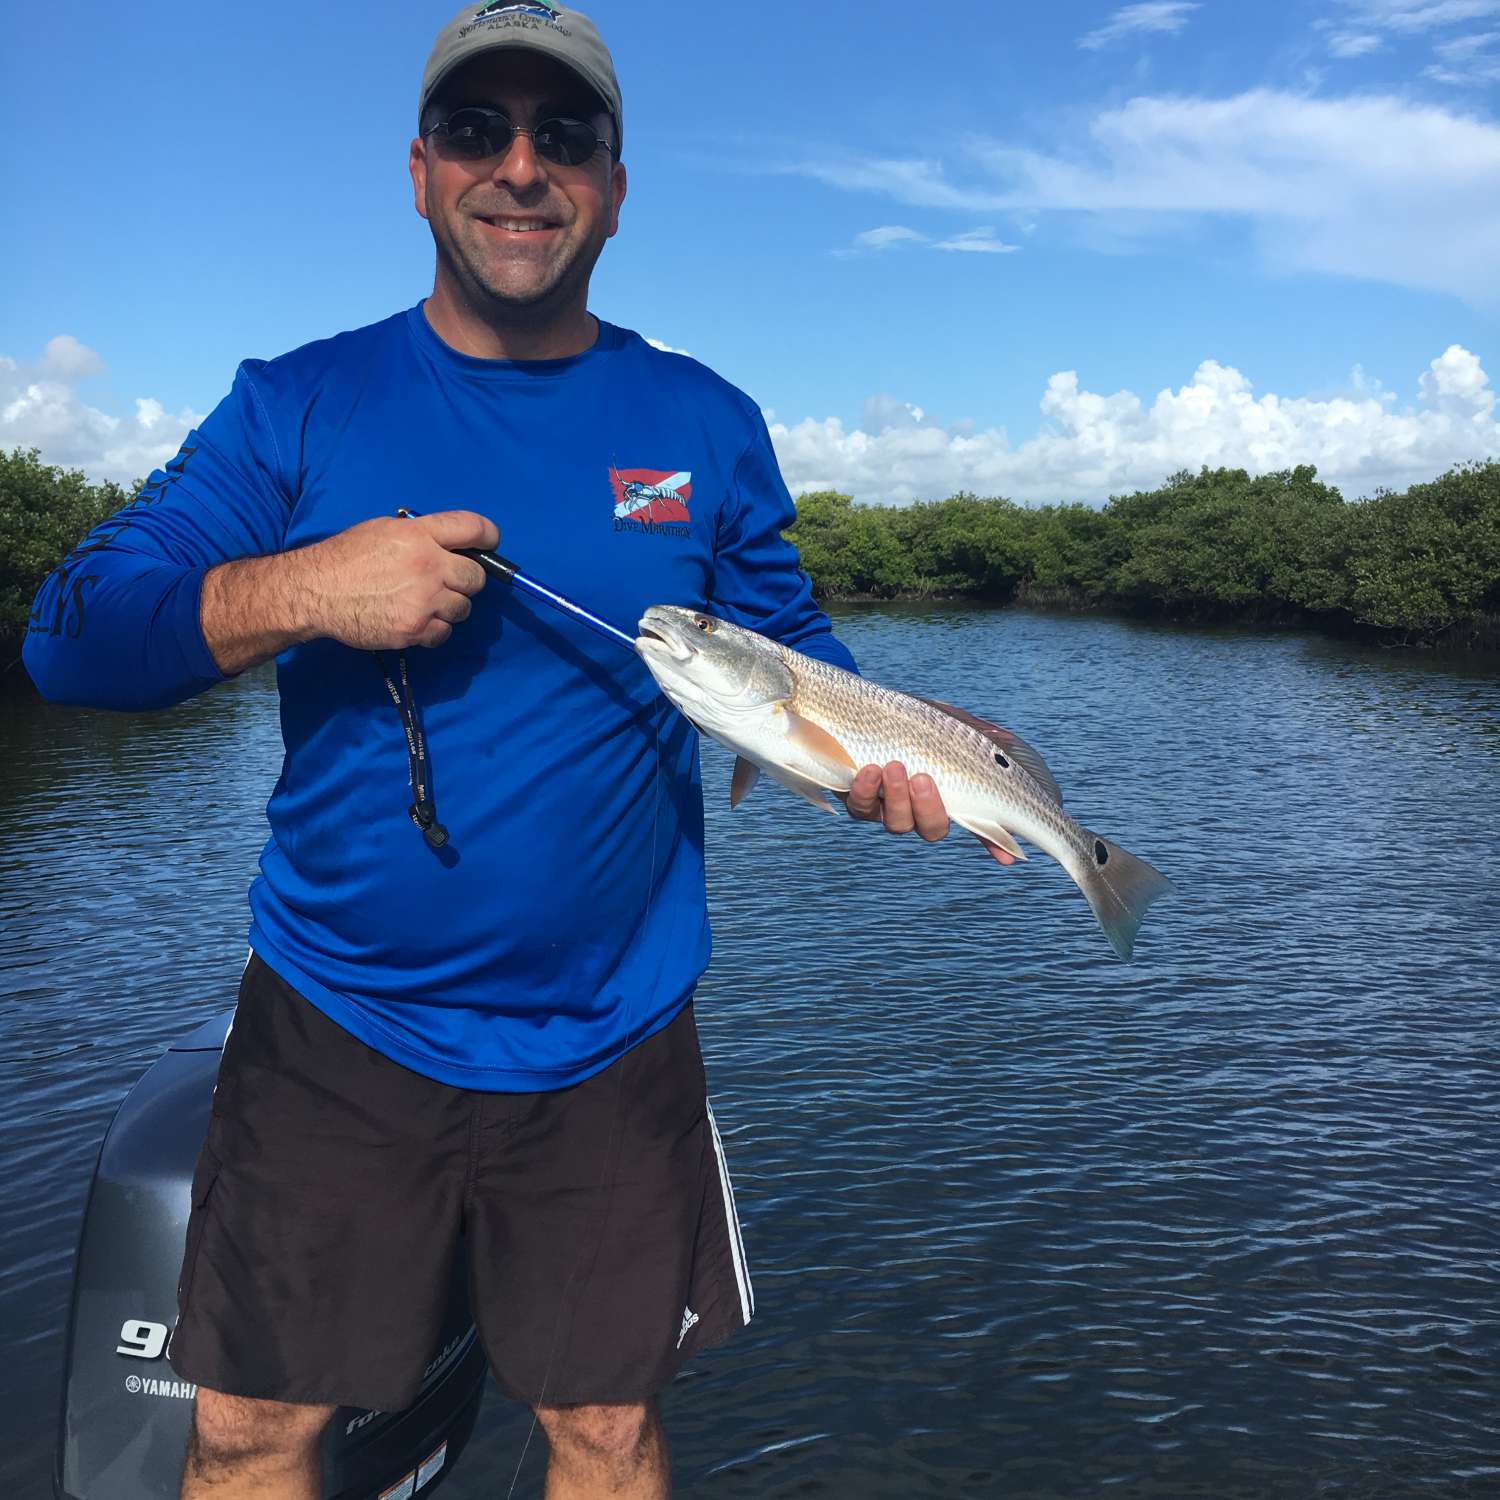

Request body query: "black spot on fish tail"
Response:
[1076, 831, 1172, 962]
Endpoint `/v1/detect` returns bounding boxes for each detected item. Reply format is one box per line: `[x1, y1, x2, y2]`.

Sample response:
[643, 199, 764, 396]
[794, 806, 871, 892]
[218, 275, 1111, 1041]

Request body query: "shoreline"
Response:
[7, 600, 1500, 701]
[815, 593, 1500, 659]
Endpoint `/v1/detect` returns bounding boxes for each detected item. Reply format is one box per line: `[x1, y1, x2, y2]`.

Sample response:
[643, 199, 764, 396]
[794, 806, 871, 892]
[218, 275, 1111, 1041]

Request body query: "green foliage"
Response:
[782, 459, 1500, 646]
[787, 491, 1028, 601]
[1022, 502, 1124, 594]
[1, 448, 133, 646]
[1345, 463, 1500, 636]
[6, 444, 1496, 653]
[1105, 465, 1347, 612]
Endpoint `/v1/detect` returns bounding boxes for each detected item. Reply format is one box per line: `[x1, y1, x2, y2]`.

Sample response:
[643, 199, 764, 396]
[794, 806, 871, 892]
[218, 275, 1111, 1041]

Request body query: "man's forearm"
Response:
[198, 511, 502, 674]
[200, 550, 322, 676]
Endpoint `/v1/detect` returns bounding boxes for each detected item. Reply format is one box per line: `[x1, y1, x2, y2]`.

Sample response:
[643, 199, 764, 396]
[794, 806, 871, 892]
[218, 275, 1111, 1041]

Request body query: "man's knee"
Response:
[188, 1387, 335, 1472]
[535, 1399, 657, 1464]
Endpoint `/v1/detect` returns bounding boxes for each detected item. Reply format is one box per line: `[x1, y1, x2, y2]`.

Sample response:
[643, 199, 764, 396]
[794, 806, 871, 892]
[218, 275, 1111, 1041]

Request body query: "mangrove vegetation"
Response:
[785, 461, 1500, 648]
[4, 446, 1498, 666]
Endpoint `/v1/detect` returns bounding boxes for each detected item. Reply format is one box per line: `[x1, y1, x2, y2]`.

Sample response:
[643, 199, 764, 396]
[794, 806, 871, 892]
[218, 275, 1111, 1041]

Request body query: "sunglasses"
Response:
[425, 107, 614, 167]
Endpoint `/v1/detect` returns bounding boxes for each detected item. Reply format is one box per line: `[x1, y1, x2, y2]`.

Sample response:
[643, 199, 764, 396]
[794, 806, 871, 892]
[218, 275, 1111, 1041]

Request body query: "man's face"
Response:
[410, 50, 626, 322]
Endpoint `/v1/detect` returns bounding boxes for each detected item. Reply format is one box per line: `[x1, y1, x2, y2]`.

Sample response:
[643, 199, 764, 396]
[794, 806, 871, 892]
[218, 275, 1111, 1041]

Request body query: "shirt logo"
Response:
[611, 467, 693, 536]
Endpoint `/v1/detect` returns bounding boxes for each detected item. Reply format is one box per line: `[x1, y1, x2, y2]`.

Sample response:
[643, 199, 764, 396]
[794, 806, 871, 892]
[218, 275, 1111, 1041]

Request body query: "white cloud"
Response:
[838, 224, 1019, 256]
[767, 345, 1498, 505]
[850, 225, 929, 251]
[786, 90, 1500, 307]
[646, 336, 692, 356]
[1, 337, 204, 485]
[1418, 342, 1495, 412]
[932, 226, 1020, 254]
[1323, 0, 1500, 74]
[1327, 30, 1385, 55]
[41, 336, 106, 381]
[1079, 2, 1200, 50]
[862, 396, 928, 430]
[797, 157, 1004, 213]
[1334, 0, 1500, 32]
[1423, 28, 1500, 80]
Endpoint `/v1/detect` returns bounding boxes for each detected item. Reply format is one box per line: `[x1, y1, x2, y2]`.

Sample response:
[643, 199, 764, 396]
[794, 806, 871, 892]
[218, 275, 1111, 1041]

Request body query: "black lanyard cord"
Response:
[376, 651, 449, 849]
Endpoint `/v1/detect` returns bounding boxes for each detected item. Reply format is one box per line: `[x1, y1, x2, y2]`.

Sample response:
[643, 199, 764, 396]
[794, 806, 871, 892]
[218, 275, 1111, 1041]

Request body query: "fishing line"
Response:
[503, 693, 665, 1500]
[395, 508, 637, 652]
[379, 510, 638, 847]
[387, 510, 670, 1489]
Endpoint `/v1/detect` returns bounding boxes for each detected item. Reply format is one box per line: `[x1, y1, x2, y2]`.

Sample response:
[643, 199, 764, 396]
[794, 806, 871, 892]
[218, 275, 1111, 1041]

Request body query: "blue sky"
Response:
[4, 0, 1498, 502]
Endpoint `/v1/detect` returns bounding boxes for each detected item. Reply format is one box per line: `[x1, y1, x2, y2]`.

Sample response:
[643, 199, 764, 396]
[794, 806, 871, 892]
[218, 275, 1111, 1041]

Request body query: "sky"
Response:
[3, 0, 1499, 504]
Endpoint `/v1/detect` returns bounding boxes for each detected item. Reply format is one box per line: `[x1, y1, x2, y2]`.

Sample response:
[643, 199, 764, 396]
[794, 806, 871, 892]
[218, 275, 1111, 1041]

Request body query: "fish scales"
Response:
[634, 605, 1172, 960]
[779, 644, 1078, 846]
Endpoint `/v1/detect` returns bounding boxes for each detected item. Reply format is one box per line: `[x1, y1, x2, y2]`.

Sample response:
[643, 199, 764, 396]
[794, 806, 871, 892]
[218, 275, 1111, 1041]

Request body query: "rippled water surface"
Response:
[4, 608, 1499, 1498]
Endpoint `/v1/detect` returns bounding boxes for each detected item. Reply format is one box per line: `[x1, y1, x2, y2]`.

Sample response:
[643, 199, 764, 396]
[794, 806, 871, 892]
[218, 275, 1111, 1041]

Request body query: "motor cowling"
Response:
[54, 1013, 486, 1499]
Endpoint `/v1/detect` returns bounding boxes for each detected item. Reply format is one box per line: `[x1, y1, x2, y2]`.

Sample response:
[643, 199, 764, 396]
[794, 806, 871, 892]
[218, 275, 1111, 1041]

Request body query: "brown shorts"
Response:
[168, 955, 753, 1411]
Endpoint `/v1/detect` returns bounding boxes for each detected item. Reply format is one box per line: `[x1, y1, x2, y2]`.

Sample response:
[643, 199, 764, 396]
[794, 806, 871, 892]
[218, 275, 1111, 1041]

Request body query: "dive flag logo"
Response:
[611, 468, 693, 525]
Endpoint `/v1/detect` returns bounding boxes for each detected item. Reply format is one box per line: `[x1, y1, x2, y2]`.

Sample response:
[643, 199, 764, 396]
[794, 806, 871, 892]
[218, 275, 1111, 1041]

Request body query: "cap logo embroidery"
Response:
[473, 0, 561, 21]
[611, 468, 692, 537]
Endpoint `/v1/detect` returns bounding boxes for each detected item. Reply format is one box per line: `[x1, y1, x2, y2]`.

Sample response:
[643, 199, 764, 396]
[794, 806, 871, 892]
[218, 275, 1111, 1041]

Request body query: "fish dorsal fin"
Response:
[778, 708, 858, 777]
[917, 697, 1063, 804]
[730, 756, 761, 808]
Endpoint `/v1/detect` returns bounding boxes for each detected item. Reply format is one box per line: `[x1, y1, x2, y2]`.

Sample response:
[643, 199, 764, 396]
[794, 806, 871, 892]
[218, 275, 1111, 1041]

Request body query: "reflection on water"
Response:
[3, 609, 1499, 1497]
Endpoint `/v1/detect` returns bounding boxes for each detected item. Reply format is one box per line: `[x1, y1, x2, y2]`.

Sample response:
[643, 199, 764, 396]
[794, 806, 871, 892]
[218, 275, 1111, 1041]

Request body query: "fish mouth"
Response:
[635, 615, 696, 664]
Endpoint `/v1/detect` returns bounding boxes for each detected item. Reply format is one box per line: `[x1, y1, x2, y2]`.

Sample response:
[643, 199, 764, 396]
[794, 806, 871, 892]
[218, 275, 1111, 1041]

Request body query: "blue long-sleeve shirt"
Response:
[25, 307, 855, 1089]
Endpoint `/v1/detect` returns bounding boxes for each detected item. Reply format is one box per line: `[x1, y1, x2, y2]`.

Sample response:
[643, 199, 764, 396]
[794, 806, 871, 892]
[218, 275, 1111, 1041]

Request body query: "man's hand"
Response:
[298, 511, 498, 651]
[200, 509, 499, 676]
[845, 761, 1017, 865]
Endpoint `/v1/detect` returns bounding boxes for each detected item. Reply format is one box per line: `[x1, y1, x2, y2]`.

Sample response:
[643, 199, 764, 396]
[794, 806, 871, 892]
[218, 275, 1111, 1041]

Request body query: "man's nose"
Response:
[490, 130, 547, 192]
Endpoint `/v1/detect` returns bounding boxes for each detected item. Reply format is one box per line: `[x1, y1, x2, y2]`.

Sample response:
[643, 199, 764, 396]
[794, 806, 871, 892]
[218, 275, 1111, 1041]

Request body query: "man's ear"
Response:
[607, 159, 627, 239]
[410, 136, 431, 222]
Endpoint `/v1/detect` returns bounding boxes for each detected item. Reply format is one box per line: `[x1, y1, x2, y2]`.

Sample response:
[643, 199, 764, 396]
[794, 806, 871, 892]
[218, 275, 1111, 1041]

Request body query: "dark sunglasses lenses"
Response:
[532, 118, 604, 165]
[437, 109, 601, 166]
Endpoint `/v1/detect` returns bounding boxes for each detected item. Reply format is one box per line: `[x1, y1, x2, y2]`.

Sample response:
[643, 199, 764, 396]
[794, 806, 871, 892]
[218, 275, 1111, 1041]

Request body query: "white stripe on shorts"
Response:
[705, 1099, 754, 1324]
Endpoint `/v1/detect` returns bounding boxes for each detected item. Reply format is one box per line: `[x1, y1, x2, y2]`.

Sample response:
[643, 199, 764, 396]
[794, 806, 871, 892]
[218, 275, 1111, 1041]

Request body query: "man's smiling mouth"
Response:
[477, 215, 560, 233]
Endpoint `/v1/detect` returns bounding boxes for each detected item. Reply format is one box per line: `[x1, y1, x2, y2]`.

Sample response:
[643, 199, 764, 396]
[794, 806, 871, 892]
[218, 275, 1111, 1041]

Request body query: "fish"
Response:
[634, 605, 1172, 962]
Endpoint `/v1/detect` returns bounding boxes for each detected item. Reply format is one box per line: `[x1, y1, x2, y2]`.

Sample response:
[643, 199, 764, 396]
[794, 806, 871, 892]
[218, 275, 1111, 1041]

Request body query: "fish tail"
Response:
[1073, 831, 1173, 962]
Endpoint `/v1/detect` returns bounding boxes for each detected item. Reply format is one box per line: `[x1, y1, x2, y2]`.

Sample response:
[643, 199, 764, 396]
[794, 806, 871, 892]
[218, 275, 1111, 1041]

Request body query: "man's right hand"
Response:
[300, 510, 499, 651]
[199, 509, 500, 676]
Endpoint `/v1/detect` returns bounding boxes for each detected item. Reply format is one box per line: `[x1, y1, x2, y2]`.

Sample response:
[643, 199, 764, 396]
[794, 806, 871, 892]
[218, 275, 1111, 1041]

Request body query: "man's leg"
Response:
[536, 1400, 669, 1500]
[170, 961, 471, 1492]
[180, 1388, 335, 1499]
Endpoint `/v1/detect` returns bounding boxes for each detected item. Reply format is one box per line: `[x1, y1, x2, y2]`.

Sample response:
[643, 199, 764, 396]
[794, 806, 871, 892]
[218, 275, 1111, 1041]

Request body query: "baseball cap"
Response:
[419, 2, 623, 153]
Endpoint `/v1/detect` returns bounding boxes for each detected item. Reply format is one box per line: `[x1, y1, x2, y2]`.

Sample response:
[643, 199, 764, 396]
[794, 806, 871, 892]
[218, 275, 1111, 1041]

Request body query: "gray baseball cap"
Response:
[419, 2, 623, 153]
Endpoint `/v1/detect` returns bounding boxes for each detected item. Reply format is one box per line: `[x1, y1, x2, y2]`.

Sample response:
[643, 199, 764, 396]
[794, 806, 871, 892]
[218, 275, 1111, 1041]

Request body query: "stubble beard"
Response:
[433, 191, 604, 330]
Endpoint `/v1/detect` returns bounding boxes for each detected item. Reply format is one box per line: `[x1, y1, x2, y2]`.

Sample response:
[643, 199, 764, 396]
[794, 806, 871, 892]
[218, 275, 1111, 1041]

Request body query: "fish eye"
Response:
[693, 615, 716, 633]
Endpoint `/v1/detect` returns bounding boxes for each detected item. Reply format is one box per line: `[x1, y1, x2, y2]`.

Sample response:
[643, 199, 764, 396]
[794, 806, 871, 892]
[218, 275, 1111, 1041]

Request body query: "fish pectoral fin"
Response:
[780, 709, 858, 778]
[730, 756, 761, 809]
[955, 816, 1028, 862]
[765, 763, 841, 815]
[917, 697, 1064, 805]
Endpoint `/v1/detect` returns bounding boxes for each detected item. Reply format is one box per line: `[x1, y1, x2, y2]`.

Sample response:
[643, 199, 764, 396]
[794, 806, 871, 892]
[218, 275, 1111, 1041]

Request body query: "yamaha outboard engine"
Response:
[54, 1012, 487, 1499]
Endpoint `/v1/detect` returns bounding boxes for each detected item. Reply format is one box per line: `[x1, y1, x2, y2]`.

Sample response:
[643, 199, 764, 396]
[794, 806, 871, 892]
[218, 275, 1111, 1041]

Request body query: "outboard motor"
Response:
[54, 1012, 487, 1499]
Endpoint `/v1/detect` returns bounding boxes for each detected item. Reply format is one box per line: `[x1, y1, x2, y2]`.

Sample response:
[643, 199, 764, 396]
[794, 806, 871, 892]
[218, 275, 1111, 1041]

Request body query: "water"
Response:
[3, 607, 1499, 1498]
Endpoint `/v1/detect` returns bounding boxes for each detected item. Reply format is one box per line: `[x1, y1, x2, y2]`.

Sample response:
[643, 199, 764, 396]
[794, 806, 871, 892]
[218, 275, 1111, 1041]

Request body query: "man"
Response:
[26, 5, 974, 1496]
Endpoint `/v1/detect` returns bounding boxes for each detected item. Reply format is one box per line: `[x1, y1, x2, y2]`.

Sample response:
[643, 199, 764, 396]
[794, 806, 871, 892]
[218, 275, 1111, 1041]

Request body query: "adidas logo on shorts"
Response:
[676, 1306, 700, 1349]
